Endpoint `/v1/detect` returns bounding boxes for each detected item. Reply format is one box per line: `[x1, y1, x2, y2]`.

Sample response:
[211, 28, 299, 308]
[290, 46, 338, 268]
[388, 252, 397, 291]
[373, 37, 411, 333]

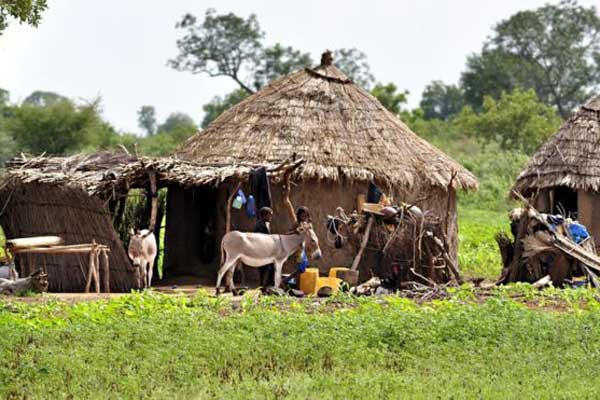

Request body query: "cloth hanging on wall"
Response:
[250, 167, 272, 210]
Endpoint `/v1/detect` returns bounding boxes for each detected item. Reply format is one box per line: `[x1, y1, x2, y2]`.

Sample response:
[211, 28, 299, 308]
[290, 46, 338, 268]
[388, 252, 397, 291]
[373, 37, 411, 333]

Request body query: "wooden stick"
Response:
[427, 232, 463, 284]
[85, 249, 94, 293]
[93, 248, 100, 294]
[102, 249, 110, 293]
[226, 180, 242, 234]
[351, 216, 374, 271]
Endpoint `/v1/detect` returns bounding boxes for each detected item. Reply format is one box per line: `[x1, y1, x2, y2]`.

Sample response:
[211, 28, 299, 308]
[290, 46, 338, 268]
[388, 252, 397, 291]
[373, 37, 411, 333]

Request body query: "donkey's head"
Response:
[297, 222, 322, 260]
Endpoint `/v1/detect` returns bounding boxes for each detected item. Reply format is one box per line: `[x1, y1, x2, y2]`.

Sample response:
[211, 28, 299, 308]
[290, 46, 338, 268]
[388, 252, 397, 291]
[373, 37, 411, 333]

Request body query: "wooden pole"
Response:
[351, 216, 374, 271]
[226, 180, 242, 234]
[93, 248, 100, 294]
[148, 170, 158, 229]
[102, 249, 110, 293]
[85, 249, 94, 293]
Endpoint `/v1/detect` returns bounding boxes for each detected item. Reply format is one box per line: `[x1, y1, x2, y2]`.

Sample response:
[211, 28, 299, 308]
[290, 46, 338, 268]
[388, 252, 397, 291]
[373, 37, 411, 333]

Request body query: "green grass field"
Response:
[1, 290, 600, 399]
[458, 207, 507, 280]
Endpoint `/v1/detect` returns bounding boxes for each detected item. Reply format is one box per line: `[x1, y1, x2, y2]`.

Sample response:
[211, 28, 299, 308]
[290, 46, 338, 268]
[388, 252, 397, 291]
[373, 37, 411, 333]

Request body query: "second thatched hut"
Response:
[165, 51, 478, 281]
[513, 95, 600, 241]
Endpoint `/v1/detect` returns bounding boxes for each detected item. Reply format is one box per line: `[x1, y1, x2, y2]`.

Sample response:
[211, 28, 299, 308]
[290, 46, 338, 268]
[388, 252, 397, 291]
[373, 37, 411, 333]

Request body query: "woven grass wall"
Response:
[0, 181, 138, 292]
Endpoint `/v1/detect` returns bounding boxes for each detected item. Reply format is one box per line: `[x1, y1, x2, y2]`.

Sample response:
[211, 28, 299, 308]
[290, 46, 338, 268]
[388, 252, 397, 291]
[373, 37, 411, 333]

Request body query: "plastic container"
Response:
[329, 267, 350, 278]
[299, 268, 319, 295]
[315, 277, 341, 295]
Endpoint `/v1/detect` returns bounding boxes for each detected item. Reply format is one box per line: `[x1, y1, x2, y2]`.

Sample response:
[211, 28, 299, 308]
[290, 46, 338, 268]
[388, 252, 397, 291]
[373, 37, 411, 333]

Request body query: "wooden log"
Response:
[101, 249, 110, 293]
[6, 236, 63, 250]
[351, 216, 374, 272]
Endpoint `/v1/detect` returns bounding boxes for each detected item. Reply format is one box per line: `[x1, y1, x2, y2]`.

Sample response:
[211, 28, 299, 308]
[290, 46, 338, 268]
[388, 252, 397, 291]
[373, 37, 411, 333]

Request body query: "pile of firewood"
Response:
[498, 192, 600, 287]
[330, 202, 462, 291]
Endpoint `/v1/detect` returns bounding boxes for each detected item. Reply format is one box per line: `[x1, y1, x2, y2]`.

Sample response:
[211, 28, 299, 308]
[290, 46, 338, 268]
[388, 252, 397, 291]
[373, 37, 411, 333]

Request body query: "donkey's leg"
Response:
[216, 257, 237, 295]
[274, 261, 284, 288]
[226, 261, 240, 295]
[146, 258, 154, 288]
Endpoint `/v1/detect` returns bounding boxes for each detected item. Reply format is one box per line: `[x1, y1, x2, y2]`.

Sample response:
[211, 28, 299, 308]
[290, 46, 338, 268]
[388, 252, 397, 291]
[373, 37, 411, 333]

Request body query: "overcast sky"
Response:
[0, 0, 595, 134]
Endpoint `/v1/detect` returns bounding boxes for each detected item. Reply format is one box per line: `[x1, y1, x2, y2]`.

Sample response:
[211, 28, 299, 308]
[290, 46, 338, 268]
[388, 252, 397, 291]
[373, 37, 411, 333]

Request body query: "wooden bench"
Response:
[4, 236, 111, 293]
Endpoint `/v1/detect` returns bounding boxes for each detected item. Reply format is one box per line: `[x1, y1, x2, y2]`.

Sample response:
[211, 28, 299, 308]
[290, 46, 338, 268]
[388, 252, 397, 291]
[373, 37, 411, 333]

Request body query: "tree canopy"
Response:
[0, 0, 47, 34]
[454, 89, 561, 154]
[370, 83, 407, 115]
[462, 0, 600, 117]
[137, 106, 157, 136]
[420, 81, 464, 120]
[170, 9, 375, 94]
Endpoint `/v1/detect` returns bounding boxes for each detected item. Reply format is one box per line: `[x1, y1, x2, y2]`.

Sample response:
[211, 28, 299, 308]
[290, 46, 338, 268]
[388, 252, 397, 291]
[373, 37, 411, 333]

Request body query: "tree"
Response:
[157, 112, 197, 144]
[420, 81, 464, 120]
[454, 88, 561, 154]
[0, 87, 8, 106]
[137, 105, 157, 136]
[252, 44, 312, 90]
[169, 9, 263, 94]
[157, 112, 195, 134]
[0, 0, 47, 34]
[201, 88, 249, 128]
[7, 98, 116, 155]
[170, 10, 374, 92]
[462, 0, 600, 117]
[23, 91, 68, 107]
[370, 83, 408, 115]
[334, 48, 375, 89]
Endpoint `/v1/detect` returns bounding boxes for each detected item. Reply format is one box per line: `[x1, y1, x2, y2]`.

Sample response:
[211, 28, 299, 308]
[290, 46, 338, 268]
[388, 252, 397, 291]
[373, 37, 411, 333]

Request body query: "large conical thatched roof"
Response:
[514, 95, 600, 195]
[176, 51, 477, 190]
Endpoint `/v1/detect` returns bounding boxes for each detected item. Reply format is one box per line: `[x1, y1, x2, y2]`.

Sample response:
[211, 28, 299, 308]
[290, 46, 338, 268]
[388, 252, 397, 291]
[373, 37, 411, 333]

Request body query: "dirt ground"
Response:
[1, 275, 250, 303]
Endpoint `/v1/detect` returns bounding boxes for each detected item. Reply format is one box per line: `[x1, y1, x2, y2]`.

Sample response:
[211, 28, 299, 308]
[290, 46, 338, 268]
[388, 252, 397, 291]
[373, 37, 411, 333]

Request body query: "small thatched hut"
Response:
[167, 51, 478, 281]
[0, 152, 145, 292]
[513, 95, 600, 240]
[0, 151, 297, 290]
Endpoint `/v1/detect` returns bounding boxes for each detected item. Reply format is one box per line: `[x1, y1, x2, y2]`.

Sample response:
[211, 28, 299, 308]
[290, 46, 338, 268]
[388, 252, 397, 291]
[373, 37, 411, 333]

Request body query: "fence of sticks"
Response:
[331, 204, 462, 291]
[497, 192, 600, 287]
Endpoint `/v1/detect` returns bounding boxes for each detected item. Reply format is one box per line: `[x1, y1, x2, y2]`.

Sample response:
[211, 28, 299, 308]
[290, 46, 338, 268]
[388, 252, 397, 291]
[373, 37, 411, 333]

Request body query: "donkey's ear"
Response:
[129, 228, 135, 236]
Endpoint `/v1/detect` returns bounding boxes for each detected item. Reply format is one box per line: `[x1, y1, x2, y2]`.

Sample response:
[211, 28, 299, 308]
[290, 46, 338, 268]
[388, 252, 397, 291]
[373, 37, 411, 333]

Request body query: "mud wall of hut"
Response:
[164, 178, 458, 283]
[578, 189, 600, 244]
[0, 181, 139, 292]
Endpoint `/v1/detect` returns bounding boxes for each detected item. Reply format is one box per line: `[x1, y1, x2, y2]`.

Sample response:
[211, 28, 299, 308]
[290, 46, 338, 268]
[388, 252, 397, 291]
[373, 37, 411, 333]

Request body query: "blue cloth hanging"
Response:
[246, 195, 256, 218]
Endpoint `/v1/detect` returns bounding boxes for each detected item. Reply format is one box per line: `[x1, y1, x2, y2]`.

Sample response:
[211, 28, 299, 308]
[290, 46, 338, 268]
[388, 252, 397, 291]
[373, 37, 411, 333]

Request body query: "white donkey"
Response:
[216, 222, 322, 294]
[128, 229, 157, 289]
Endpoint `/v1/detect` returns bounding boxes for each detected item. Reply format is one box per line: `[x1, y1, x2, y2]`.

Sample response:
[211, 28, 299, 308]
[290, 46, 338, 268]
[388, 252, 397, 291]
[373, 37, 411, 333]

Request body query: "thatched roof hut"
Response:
[513, 95, 600, 241]
[167, 51, 477, 281]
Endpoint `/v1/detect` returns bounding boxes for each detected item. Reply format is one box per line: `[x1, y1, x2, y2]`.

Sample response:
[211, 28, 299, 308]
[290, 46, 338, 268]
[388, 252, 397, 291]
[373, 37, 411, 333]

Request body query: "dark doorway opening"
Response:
[552, 186, 578, 219]
[163, 184, 219, 280]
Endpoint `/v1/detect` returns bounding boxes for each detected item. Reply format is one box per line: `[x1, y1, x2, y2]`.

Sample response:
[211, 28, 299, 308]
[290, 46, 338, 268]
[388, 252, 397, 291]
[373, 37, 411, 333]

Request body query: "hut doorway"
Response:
[551, 187, 578, 218]
[163, 184, 219, 280]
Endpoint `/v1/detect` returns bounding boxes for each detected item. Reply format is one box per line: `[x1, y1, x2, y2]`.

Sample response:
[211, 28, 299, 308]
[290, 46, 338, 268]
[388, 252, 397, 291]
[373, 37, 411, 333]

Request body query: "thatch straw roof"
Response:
[513, 95, 600, 195]
[176, 51, 478, 191]
[4, 152, 285, 197]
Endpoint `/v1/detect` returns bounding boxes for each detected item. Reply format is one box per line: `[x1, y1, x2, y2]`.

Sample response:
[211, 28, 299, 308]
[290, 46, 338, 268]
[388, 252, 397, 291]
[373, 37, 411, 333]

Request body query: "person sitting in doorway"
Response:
[254, 207, 275, 289]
